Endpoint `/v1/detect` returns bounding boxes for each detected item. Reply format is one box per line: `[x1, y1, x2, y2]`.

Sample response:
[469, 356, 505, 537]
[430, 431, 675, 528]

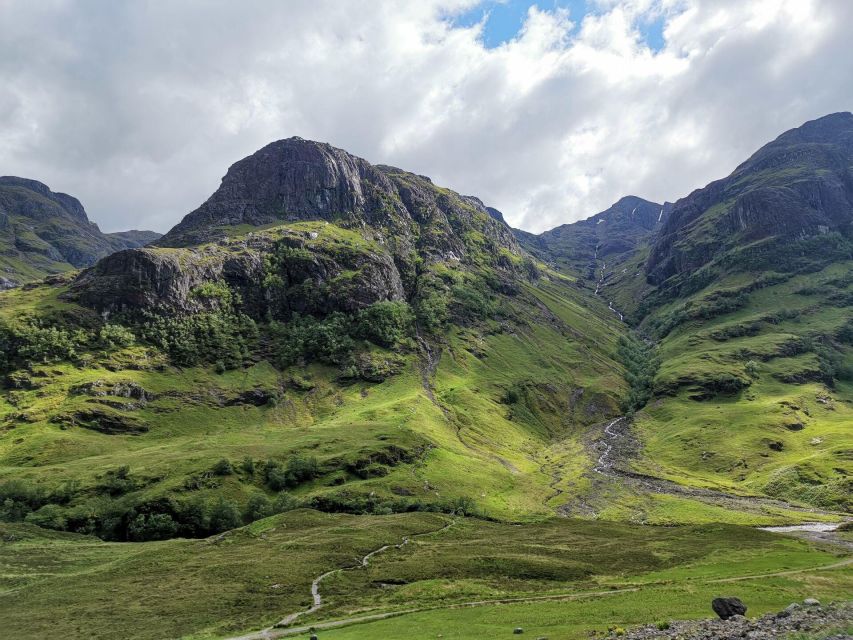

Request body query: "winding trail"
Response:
[227, 554, 853, 640]
[229, 518, 455, 640]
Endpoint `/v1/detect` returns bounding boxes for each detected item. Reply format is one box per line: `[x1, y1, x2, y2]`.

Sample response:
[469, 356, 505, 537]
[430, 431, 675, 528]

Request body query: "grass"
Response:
[0, 510, 849, 640]
[627, 262, 853, 513]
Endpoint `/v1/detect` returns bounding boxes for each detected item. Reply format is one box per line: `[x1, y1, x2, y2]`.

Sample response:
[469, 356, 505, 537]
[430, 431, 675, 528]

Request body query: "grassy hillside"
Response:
[629, 262, 853, 512]
[0, 220, 636, 545]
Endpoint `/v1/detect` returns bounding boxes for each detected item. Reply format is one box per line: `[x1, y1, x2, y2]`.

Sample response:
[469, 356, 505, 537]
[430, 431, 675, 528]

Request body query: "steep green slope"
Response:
[0, 177, 161, 288]
[608, 113, 853, 516]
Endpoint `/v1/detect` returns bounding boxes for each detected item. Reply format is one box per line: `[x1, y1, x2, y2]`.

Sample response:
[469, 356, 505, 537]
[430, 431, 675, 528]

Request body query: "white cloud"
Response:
[0, 0, 851, 233]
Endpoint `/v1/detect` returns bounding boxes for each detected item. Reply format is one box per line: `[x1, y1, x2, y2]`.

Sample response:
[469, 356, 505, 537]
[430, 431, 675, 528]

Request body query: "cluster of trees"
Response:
[0, 470, 299, 542]
[0, 319, 135, 373]
[618, 334, 660, 415]
[139, 311, 258, 370]
[269, 301, 413, 368]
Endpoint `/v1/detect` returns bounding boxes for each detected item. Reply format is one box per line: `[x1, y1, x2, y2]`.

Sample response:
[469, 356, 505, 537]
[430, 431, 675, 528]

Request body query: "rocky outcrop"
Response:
[70, 225, 406, 319]
[711, 597, 747, 620]
[617, 599, 851, 640]
[155, 138, 520, 266]
[72, 138, 522, 318]
[647, 112, 853, 287]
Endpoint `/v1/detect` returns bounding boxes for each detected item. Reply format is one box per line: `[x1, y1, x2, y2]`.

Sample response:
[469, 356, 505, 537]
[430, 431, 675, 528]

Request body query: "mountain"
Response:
[76, 138, 524, 320]
[514, 196, 671, 316]
[2, 137, 630, 546]
[105, 230, 162, 248]
[647, 111, 853, 296]
[518, 196, 668, 275]
[1, 124, 851, 640]
[621, 113, 853, 515]
[0, 177, 161, 287]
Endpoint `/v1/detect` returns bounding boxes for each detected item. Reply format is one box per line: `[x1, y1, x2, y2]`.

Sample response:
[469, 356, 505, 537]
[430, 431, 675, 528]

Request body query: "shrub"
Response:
[240, 456, 255, 475]
[242, 494, 272, 522]
[272, 492, 298, 513]
[450, 284, 495, 323]
[354, 301, 413, 347]
[414, 278, 448, 331]
[263, 456, 319, 490]
[24, 504, 67, 530]
[212, 458, 234, 476]
[208, 498, 241, 532]
[127, 512, 178, 541]
[98, 323, 135, 349]
[98, 466, 136, 496]
[190, 281, 233, 304]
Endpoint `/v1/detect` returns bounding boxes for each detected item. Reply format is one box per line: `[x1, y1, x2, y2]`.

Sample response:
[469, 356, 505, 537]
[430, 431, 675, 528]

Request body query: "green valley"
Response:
[0, 116, 850, 640]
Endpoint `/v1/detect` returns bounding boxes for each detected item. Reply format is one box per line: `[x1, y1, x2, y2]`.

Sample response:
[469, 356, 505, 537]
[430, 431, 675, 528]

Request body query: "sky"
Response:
[1, 0, 851, 234]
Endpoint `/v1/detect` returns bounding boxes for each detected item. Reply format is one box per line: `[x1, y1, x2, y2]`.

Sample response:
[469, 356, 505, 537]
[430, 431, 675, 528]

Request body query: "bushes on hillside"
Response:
[0, 320, 84, 371]
[139, 311, 258, 370]
[353, 301, 413, 347]
[618, 334, 660, 414]
[263, 457, 319, 491]
[270, 301, 414, 369]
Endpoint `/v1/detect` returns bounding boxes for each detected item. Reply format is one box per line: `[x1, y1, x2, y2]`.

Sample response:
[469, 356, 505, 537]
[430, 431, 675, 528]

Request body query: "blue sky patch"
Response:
[452, 1, 667, 51]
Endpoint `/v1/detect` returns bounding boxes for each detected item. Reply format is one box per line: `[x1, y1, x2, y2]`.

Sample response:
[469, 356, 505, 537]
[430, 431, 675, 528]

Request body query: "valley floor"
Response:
[1, 510, 850, 640]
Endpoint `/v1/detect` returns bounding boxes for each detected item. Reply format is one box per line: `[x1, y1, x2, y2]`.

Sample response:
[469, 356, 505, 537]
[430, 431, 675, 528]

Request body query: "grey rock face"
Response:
[155, 138, 520, 265]
[71, 228, 406, 320]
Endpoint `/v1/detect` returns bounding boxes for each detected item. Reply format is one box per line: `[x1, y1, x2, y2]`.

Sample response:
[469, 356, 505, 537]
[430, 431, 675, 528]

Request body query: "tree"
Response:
[208, 498, 241, 532]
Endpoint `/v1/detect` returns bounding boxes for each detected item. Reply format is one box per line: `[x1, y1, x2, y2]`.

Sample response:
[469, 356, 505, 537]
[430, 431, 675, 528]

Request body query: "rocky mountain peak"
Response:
[156, 138, 396, 247]
[155, 137, 520, 259]
[646, 112, 853, 288]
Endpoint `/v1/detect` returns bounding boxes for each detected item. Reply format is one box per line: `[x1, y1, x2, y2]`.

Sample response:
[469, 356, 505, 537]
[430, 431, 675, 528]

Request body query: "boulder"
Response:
[712, 596, 747, 620]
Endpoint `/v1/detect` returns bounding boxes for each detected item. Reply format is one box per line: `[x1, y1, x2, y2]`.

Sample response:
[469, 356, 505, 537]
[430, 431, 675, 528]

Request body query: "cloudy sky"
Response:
[1, 0, 851, 233]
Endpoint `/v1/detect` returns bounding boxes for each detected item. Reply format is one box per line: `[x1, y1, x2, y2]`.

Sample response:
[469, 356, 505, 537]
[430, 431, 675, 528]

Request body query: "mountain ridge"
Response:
[0, 176, 162, 287]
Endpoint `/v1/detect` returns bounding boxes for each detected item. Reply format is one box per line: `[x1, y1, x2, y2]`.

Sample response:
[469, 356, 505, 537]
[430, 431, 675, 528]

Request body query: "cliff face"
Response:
[0, 177, 161, 287]
[156, 138, 519, 261]
[73, 138, 524, 318]
[646, 112, 853, 287]
[72, 226, 405, 319]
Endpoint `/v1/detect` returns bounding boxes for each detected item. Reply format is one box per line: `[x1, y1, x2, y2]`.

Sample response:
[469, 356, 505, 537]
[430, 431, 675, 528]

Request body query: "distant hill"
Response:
[517, 196, 668, 275]
[0, 177, 161, 287]
[105, 230, 162, 249]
